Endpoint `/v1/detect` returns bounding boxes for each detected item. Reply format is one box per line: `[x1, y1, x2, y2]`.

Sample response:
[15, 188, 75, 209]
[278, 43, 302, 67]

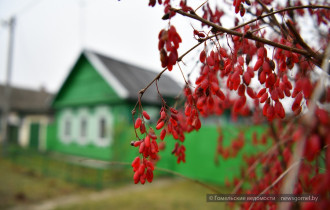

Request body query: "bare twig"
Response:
[269, 122, 286, 169]
[194, 0, 208, 13]
[231, 120, 295, 194]
[248, 159, 303, 210]
[231, 5, 329, 41]
[132, 41, 203, 112]
[278, 43, 330, 210]
[255, 0, 289, 37]
[177, 62, 189, 85]
[286, 20, 323, 63]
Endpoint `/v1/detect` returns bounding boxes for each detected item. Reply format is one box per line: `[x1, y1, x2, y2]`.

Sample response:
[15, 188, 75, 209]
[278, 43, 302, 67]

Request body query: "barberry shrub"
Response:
[131, 0, 329, 209]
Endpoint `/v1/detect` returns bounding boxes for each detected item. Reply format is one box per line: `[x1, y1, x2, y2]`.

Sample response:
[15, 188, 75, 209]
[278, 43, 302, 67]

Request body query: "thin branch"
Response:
[285, 20, 323, 63]
[132, 41, 203, 112]
[133, 5, 329, 110]
[245, 8, 283, 35]
[194, 0, 208, 13]
[231, 120, 295, 194]
[248, 159, 303, 210]
[269, 122, 286, 169]
[278, 43, 330, 210]
[172, 6, 327, 66]
[177, 62, 189, 85]
[234, 5, 330, 34]
[255, 0, 289, 37]
[231, 135, 292, 194]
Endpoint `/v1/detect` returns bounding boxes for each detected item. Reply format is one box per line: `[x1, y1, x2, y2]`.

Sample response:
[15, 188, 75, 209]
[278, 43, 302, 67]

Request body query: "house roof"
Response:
[83, 50, 182, 104]
[0, 85, 53, 114]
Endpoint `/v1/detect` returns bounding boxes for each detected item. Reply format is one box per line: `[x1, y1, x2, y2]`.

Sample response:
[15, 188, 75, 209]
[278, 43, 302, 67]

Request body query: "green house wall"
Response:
[47, 104, 135, 160]
[156, 125, 267, 184]
[53, 54, 121, 108]
[46, 52, 268, 185]
[47, 53, 135, 160]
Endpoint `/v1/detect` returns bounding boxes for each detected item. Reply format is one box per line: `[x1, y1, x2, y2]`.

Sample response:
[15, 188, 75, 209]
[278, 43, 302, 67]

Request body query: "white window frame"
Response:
[77, 108, 90, 145]
[59, 109, 74, 144]
[93, 106, 113, 147]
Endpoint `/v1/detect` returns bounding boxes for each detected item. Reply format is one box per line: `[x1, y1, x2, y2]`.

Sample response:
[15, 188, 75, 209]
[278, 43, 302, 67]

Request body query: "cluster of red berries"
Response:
[148, 0, 162, 7]
[131, 106, 190, 183]
[184, 86, 202, 131]
[274, 39, 300, 72]
[156, 106, 188, 163]
[202, 3, 224, 26]
[143, 0, 330, 209]
[131, 110, 159, 184]
[158, 25, 182, 71]
[217, 132, 245, 160]
[172, 142, 186, 163]
[132, 156, 154, 184]
[195, 50, 227, 116]
[233, 0, 250, 17]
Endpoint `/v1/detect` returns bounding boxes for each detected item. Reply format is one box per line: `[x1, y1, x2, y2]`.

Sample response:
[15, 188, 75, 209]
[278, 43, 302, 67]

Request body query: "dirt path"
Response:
[9, 179, 176, 210]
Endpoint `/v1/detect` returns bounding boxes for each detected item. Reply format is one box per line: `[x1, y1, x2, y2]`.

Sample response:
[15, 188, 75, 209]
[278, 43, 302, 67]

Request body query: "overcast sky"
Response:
[1, 0, 322, 97]
[0, 0, 203, 93]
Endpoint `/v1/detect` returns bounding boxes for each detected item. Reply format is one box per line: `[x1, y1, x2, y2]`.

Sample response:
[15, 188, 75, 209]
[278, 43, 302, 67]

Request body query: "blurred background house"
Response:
[46, 49, 181, 160]
[0, 84, 53, 150]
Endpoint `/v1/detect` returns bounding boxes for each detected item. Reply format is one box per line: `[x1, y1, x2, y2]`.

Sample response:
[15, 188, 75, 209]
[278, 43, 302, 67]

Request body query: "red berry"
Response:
[142, 111, 150, 120]
[132, 156, 140, 168]
[254, 58, 263, 71]
[200, 50, 206, 63]
[160, 111, 166, 119]
[135, 118, 142, 129]
[243, 71, 251, 85]
[160, 129, 166, 140]
[275, 101, 285, 118]
[156, 121, 165, 130]
[145, 135, 150, 147]
[246, 87, 256, 99]
[257, 88, 266, 98]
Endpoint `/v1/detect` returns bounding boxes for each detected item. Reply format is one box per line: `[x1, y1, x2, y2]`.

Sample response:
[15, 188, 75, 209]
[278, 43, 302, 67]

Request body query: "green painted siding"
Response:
[53, 55, 121, 108]
[48, 52, 136, 160]
[47, 102, 267, 184]
[53, 106, 112, 160]
[47, 104, 135, 160]
[46, 52, 269, 185]
[156, 125, 267, 185]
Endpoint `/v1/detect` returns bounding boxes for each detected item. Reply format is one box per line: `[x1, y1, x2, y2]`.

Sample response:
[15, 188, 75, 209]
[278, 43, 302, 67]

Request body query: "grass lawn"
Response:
[0, 152, 232, 210]
[0, 157, 91, 209]
[56, 180, 230, 210]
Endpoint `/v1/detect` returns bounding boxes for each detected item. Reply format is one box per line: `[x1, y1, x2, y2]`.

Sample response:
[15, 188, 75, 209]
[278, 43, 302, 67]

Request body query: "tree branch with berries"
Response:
[130, 1, 329, 209]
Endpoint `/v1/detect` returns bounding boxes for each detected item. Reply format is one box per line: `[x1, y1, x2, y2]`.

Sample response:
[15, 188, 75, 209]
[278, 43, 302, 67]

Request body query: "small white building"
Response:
[0, 85, 53, 150]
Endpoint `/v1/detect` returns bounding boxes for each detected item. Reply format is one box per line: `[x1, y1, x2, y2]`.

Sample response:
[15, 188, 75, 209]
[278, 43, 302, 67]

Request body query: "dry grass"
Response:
[56, 179, 229, 210]
[0, 157, 89, 209]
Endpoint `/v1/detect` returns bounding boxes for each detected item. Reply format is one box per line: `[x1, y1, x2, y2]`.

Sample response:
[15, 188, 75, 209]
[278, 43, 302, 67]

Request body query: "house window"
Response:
[59, 109, 74, 144]
[64, 119, 71, 138]
[99, 118, 106, 139]
[76, 108, 89, 145]
[93, 106, 113, 147]
[80, 118, 87, 138]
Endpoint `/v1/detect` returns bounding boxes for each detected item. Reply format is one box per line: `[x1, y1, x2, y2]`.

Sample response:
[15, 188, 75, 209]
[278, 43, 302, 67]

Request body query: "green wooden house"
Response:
[46, 50, 181, 160]
[45, 50, 267, 186]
